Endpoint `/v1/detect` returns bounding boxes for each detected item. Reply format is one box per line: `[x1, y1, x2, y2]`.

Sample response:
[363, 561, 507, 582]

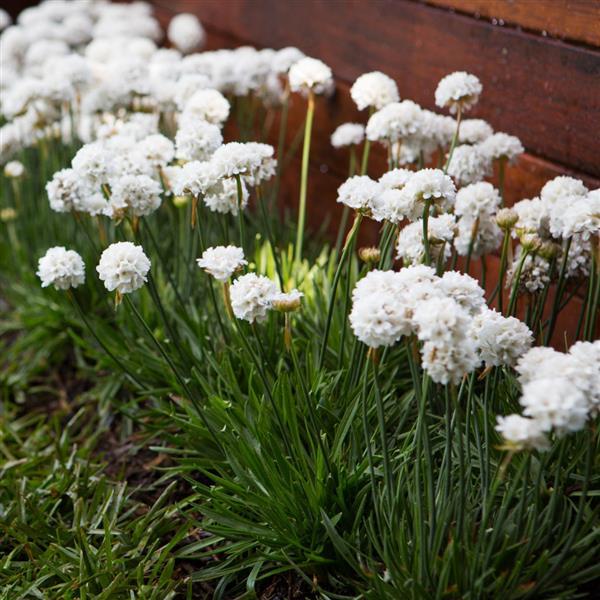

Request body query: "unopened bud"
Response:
[496, 208, 518, 230]
[538, 240, 560, 260]
[4, 160, 25, 179]
[0, 207, 17, 222]
[520, 233, 542, 252]
[359, 246, 381, 264]
[173, 194, 191, 208]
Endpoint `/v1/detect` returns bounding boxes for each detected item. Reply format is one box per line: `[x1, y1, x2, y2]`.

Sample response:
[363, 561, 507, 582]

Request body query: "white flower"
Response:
[413, 297, 480, 384]
[37, 247, 85, 290]
[512, 197, 548, 236]
[46, 168, 83, 213]
[4, 160, 24, 178]
[168, 13, 205, 53]
[349, 270, 413, 348]
[72, 141, 113, 186]
[0, 8, 11, 31]
[173, 74, 212, 110]
[96, 242, 150, 294]
[173, 160, 216, 197]
[540, 176, 587, 206]
[239, 142, 277, 187]
[197, 246, 247, 281]
[331, 123, 365, 148]
[396, 214, 456, 265]
[288, 57, 333, 95]
[350, 71, 399, 111]
[479, 133, 524, 162]
[472, 309, 533, 367]
[366, 100, 422, 143]
[559, 192, 600, 240]
[435, 71, 482, 114]
[106, 174, 162, 218]
[136, 134, 175, 168]
[229, 273, 278, 323]
[379, 168, 413, 190]
[459, 119, 493, 144]
[403, 168, 456, 210]
[447, 144, 491, 185]
[495, 415, 549, 451]
[175, 120, 223, 162]
[455, 182, 501, 218]
[337, 175, 381, 211]
[181, 88, 230, 126]
[271, 46, 305, 74]
[204, 177, 249, 215]
[370, 187, 416, 223]
[520, 378, 589, 434]
[440, 271, 486, 315]
[569, 340, 600, 414]
[210, 142, 264, 179]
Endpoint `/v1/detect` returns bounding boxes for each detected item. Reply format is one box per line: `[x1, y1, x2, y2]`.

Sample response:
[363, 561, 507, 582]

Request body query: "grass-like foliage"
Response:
[1, 3, 599, 598]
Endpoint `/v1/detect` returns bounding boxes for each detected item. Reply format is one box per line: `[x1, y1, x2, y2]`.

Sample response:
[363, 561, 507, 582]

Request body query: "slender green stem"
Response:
[443, 105, 462, 173]
[544, 237, 572, 344]
[507, 249, 529, 317]
[422, 199, 432, 266]
[318, 213, 363, 369]
[294, 91, 315, 263]
[235, 174, 246, 253]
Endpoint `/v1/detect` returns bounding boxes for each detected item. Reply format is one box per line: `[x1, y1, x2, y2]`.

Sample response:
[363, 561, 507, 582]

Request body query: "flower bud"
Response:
[272, 290, 303, 313]
[0, 207, 17, 222]
[496, 207, 518, 230]
[520, 233, 542, 253]
[358, 246, 381, 264]
[538, 240, 560, 260]
[4, 160, 25, 179]
[173, 194, 191, 207]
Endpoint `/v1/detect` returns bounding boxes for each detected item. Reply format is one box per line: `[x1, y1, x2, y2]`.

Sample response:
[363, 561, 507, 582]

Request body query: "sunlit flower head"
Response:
[37, 246, 85, 290]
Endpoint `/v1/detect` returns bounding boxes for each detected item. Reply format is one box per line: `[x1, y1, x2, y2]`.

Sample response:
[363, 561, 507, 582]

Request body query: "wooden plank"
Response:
[154, 0, 600, 177]
[423, 0, 600, 47]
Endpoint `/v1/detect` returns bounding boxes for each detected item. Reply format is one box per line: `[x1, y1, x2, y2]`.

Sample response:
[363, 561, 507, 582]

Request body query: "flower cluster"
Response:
[350, 267, 533, 385]
[497, 341, 600, 449]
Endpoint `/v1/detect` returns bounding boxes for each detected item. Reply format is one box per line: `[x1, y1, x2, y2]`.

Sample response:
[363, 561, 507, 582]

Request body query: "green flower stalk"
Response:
[294, 90, 315, 263]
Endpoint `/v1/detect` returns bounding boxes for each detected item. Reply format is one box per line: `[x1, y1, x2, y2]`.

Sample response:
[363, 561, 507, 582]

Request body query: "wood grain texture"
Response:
[423, 0, 600, 47]
[155, 0, 600, 178]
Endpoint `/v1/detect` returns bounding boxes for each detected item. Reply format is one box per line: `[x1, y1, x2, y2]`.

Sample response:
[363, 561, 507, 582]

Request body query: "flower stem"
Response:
[235, 174, 246, 253]
[544, 237, 572, 344]
[443, 105, 462, 174]
[422, 199, 432, 266]
[294, 90, 315, 263]
[319, 212, 363, 369]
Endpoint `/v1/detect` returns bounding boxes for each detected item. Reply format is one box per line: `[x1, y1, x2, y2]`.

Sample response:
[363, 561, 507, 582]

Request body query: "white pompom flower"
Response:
[167, 13, 205, 54]
[181, 88, 230, 127]
[455, 182, 501, 218]
[37, 247, 85, 290]
[446, 144, 491, 186]
[106, 174, 163, 219]
[435, 71, 482, 114]
[288, 57, 333, 95]
[175, 120, 223, 162]
[229, 273, 278, 323]
[479, 133, 524, 163]
[495, 415, 549, 451]
[366, 100, 422, 144]
[350, 71, 399, 111]
[540, 176, 588, 206]
[4, 160, 24, 178]
[96, 242, 151, 295]
[472, 309, 533, 367]
[403, 168, 456, 211]
[331, 123, 365, 148]
[197, 246, 247, 282]
[337, 175, 382, 211]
